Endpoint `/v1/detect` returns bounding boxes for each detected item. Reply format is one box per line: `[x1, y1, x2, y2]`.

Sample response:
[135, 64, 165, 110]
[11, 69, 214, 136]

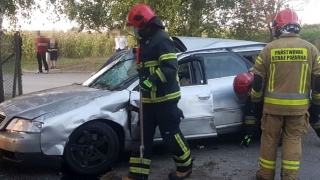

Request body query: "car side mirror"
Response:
[90, 72, 96, 77]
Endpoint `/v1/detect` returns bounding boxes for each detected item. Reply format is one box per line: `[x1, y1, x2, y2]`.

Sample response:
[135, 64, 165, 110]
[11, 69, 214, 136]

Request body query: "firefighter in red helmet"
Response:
[119, 4, 193, 180]
[233, 71, 254, 101]
[233, 72, 261, 148]
[250, 8, 320, 180]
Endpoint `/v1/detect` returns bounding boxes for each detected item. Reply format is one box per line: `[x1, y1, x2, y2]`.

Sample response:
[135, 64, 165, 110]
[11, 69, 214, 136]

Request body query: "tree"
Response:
[50, 0, 223, 37]
[49, 0, 113, 32]
[0, 0, 43, 30]
[216, 0, 311, 42]
[167, 0, 220, 37]
[256, 0, 310, 42]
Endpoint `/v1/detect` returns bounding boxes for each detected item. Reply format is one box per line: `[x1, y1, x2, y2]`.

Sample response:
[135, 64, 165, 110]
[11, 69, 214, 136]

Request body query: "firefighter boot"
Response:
[168, 161, 193, 180]
[117, 177, 140, 180]
[250, 171, 270, 180]
[168, 169, 192, 180]
[117, 178, 131, 180]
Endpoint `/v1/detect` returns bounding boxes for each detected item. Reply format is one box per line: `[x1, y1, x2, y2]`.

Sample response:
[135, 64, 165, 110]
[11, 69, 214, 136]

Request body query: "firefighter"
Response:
[251, 8, 320, 180]
[233, 72, 258, 148]
[234, 72, 286, 149]
[120, 4, 193, 180]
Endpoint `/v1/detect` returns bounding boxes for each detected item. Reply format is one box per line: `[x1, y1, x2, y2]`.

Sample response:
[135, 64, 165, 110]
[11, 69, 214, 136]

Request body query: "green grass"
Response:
[21, 57, 110, 73]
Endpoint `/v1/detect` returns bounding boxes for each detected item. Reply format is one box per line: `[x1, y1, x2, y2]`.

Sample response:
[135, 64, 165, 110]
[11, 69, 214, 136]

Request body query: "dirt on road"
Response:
[103, 131, 320, 180]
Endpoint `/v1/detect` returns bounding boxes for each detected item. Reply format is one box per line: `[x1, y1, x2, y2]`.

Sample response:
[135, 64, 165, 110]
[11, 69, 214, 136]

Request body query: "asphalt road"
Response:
[22, 72, 92, 94]
[0, 73, 319, 180]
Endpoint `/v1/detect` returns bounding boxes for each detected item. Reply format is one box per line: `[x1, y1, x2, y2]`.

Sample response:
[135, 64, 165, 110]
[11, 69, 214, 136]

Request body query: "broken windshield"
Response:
[88, 49, 138, 90]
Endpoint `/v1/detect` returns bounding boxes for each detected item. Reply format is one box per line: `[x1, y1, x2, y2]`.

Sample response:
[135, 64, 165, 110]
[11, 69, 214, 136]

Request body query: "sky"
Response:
[2, 0, 320, 32]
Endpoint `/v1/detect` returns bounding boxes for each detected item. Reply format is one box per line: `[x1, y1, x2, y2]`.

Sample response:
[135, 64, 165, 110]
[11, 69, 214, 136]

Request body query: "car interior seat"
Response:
[192, 61, 202, 84]
[180, 65, 191, 84]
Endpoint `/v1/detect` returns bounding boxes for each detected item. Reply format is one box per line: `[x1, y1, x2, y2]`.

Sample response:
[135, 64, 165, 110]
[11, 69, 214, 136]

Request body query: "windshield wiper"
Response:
[112, 75, 138, 91]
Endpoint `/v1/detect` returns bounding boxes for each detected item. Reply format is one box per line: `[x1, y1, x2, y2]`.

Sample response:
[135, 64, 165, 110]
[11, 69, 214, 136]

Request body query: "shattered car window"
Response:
[93, 60, 137, 89]
[85, 48, 139, 90]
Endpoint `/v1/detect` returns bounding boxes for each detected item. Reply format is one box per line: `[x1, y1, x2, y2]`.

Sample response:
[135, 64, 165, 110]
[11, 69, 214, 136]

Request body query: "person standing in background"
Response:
[35, 31, 49, 74]
[15, 31, 23, 75]
[15, 31, 22, 60]
[48, 34, 59, 69]
[114, 30, 128, 53]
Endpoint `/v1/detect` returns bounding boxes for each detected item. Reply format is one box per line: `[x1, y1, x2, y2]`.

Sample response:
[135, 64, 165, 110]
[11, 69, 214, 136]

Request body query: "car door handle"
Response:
[198, 94, 210, 100]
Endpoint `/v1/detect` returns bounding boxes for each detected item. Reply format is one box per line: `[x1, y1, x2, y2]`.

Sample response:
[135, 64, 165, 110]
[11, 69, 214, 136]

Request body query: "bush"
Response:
[0, 33, 15, 60]
[299, 28, 320, 50]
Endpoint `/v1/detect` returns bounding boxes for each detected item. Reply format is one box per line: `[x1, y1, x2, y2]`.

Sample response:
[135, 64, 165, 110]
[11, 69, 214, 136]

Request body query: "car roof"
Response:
[175, 36, 267, 52]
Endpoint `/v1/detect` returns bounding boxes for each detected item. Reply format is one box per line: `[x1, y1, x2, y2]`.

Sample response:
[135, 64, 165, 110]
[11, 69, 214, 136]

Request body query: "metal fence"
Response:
[0, 31, 23, 102]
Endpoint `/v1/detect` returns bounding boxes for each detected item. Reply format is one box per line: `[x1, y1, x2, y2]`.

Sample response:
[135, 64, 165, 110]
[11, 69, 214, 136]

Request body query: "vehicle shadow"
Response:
[116, 131, 261, 164]
[0, 132, 259, 180]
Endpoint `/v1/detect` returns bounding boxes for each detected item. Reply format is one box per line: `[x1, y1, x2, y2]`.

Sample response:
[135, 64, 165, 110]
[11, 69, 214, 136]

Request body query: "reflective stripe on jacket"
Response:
[138, 29, 180, 103]
[252, 34, 320, 115]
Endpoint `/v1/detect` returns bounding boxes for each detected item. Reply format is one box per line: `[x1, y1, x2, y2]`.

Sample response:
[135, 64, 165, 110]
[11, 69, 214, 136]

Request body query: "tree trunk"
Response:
[0, 8, 3, 32]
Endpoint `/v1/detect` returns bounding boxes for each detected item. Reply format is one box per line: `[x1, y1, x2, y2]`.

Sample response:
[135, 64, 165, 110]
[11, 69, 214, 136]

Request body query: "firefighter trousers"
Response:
[127, 101, 192, 180]
[258, 113, 309, 180]
[244, 112, 256, 136]
[244, 97, 258, 137]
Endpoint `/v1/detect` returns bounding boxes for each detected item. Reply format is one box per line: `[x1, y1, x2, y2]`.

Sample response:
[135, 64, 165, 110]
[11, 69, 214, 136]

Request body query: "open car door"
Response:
[153, 56, 216, 140]
[128, 56, 216, 142]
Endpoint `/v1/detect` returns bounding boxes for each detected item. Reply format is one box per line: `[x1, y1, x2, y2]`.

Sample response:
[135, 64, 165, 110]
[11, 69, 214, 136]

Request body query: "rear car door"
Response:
[195, 52, 250, 133]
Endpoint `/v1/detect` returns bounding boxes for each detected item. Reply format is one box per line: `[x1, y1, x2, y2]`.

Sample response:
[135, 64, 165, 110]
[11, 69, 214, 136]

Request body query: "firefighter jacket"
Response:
[137, 29, 180, 104]
[252, 33, 320, 115]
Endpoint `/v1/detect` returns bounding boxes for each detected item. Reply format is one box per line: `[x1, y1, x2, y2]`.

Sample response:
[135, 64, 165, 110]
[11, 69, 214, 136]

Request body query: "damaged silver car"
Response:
[0, 36, 266, 175]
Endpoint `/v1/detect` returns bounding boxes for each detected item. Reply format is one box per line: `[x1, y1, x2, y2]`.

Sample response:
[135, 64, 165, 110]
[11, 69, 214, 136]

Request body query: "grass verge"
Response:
[21, 57, 110, 73]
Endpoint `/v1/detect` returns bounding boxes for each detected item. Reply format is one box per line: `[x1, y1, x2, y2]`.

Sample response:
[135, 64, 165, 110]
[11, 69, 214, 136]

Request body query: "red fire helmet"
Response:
[233, 72, 254, 101]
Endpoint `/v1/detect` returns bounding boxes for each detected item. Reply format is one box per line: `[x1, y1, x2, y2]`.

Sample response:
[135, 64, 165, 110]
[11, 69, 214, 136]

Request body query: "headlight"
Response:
[6, 118, 43, 133]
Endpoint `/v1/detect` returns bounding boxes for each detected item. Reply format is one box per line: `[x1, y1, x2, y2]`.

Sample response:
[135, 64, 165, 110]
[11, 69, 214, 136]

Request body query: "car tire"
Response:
[63, 121, 119, 175]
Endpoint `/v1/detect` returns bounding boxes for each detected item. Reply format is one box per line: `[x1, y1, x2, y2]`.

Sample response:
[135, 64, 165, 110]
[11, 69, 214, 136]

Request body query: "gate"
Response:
[0, 31, 23, 103]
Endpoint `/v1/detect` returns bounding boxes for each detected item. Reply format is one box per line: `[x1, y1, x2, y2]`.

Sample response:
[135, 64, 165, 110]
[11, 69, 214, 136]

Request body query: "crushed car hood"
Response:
[0, 84, 113, 121]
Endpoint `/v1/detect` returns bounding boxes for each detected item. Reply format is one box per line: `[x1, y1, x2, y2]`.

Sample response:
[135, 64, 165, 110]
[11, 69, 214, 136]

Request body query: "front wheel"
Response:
[63, 121, 120, 175]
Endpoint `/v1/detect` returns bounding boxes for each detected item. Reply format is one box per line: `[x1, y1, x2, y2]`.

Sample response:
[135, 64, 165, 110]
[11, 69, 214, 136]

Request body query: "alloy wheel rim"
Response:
[71, 129, 110, 168]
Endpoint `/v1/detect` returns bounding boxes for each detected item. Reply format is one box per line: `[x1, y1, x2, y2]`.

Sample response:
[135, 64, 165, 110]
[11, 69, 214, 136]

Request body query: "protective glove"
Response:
[240, 135, 252, 148]
[139, 79, 153, 91]
[251, 102, 263, 120]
